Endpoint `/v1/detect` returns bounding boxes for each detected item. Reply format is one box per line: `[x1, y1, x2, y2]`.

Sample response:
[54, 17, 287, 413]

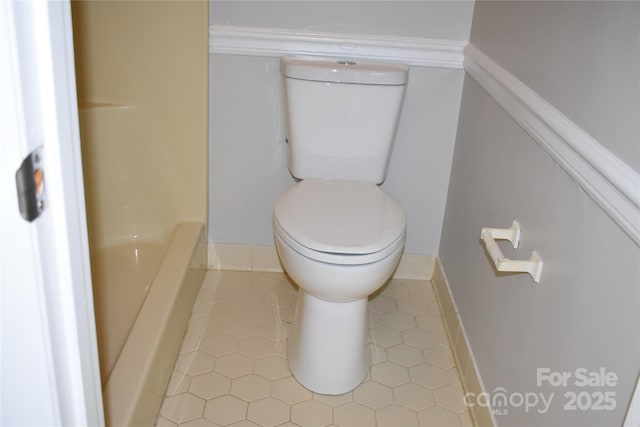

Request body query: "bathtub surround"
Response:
[104, 223, 207, 427]
[440, 2, 639, 426]
[71, 2, 208, 426]
[72, 0, 208, 230]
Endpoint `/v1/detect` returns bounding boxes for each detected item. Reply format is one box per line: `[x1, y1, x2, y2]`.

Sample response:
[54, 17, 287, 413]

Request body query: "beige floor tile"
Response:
[417, 405, 462, 426]
[410, 363, 450, 390]
[203, 395, 247, 425]
[371, 361, 411, 387]
[423, 345, 455, 370]
[160, 394, 204, 424]
[396, 297, 430, 315]
[230, 374, 272, 402]
[214, 353, 254, 378]
[291, 400, 332, 427]
[179, 417, 219, 427]
[264, 288, 297, 308]
[368, 295, 396, 313]
[376, 404, 419, 426]
[257, 319, 289, 341]
[333, 402, 376, 426]
[415, 312, 446, 333]
[175, 352, 216, 376]
[388, 343, 425, 368]
[369, 325, 402, 348]
[199, 334, 238, 357]
[379, 280, 413, 299]
[353, 381, 394, 409]
[189, 372, 231, 400]
[312, 391, 353, 408]
[227, 420, 260, 427]
[188, 316, 225, 338]
[402, 327, 441, 350]
[155, 416, 176, 426]
[247, 397, 290, 427]
[272, 375, 312, 404]
[245, 303, 277, 323]
[238, 335, 277, 358]
[370, 343, 388, 365]
[253, 355, 291, 381]
[157, 273, 473, 427]
[211, 301, 245, 321]
[382, 310, 417, 331]
[393, 383, 435, 411]
[367, 311, 383, 329]
[224, 317, 260, 338]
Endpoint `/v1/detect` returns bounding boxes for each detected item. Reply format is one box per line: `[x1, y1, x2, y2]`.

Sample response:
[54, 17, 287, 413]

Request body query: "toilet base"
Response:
[287, 290, 370, 395]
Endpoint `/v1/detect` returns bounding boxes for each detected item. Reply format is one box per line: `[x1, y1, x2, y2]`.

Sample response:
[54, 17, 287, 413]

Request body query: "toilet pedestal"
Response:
[287, 290, 370, 395]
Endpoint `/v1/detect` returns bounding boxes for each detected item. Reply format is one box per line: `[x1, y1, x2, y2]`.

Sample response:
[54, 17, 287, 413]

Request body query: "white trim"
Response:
[210, 25, 466, 69]
[464, 44, 640, 246]
[208, 244, 435, 280]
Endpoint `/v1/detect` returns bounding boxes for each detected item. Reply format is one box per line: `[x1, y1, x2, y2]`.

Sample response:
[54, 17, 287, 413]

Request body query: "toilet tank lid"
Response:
[273, 179, 406, 255]
[281, 56, 409, 86]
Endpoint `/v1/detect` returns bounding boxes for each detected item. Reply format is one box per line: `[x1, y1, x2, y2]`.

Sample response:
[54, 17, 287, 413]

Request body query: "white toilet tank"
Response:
[281, 56, 408, 184]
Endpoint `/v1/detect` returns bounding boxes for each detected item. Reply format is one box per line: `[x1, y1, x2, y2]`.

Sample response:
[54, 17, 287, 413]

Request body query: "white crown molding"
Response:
[209, 25, 466, 69]
[464, 43, 640, 246]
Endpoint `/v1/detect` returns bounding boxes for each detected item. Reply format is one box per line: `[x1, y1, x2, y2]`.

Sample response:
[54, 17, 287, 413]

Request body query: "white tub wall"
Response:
[72, 0, 208, 246]
[208, 0, 475, 255]
[440, 2, 639, 426]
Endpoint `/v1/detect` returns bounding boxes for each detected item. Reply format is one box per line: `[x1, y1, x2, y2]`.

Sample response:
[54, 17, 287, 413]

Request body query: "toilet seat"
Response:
[273, 179, 406, 263]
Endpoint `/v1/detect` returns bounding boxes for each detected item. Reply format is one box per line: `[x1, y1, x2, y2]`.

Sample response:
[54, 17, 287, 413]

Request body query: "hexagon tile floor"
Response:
[156, 270, 473, 427]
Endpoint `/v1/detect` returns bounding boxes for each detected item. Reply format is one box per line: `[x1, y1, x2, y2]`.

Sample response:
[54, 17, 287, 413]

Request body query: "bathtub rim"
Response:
[102, 222, 206, 427]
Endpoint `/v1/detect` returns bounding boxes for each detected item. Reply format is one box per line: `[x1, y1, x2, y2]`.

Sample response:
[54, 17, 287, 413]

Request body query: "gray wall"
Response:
[211, 0, 473, 40]
[469, 1, 639, 172]
[441, 1, 639, 425]
[208, 1, 474, 254]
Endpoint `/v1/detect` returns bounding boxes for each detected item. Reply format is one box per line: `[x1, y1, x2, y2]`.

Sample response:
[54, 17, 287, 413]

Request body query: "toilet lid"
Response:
[274, 179, 406, 255]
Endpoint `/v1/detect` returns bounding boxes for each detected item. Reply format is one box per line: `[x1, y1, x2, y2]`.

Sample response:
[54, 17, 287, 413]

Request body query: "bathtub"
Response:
[100, 222, 206, 426]
[78, 104, 206, 425]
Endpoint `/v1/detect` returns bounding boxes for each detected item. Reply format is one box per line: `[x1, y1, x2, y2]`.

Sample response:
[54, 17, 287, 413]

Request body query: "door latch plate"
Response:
[15, 147, 46, 222]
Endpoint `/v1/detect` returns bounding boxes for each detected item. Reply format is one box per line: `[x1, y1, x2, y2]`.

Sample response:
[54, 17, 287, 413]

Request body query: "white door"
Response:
[0, 0, 104, 425]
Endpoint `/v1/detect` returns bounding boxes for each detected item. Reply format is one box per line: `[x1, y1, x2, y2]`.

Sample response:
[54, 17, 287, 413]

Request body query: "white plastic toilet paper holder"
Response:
[480, 221, 543, 283]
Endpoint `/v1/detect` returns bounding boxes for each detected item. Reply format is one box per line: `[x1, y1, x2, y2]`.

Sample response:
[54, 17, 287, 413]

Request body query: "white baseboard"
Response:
[432, 257, 495, 427]
[208, 243, 435, 280]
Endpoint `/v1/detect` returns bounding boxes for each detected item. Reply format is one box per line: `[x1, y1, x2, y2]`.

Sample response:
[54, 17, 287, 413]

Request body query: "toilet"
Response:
[273, 56, 409, 395]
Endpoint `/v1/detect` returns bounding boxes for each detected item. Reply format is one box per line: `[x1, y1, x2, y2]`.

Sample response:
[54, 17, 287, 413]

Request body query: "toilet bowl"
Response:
[274, 56, 409, 394]
[274, 179, 406, 394]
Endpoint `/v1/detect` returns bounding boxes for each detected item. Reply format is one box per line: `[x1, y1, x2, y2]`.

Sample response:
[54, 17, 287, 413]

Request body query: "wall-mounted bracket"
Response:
[480, 221, 543, 283]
